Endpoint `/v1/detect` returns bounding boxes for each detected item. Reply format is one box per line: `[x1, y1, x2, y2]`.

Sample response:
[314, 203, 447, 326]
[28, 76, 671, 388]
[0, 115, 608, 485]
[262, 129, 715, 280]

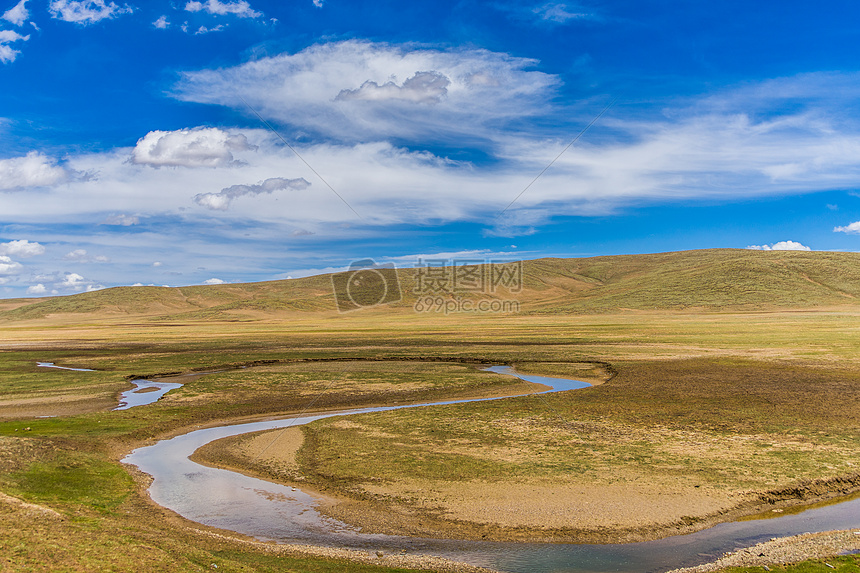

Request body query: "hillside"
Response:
[1, 249, 858, 322]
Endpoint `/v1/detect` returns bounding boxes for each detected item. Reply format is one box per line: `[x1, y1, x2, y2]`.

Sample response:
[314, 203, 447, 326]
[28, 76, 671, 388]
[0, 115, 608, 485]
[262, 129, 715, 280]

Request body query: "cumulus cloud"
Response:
[203, 277, 224, 284]
[153, 15, 169, 28]
[60, 272, 85, 287]
[336, 71, 450, 104]
[834, 221, 860, 234]
[101, 214, 139, 226]
[184, 0, 261, 18]
[0, 152, 70, 189]
[2, 0, 29, 26]
[746, 241, 812, 251]
[0, 239, 45, 257]
[26, 283, 46, 294]
[48, 0, 133, 24]
[312, 0, 322, 6]
[174, 40, 558, 144]
[194, 176, 310, 210]
[131, 127, 255, 168]
[0, 29, 29, 64]
[0, 255, 23, 276]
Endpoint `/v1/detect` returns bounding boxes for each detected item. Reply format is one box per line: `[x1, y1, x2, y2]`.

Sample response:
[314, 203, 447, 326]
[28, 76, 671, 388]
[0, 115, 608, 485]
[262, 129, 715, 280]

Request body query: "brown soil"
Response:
[0, 394, 117, 419]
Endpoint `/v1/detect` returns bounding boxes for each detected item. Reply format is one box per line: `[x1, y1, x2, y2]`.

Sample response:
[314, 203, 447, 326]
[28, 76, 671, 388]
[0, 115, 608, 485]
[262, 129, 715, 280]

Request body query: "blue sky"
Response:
[2, 0, 860, 296]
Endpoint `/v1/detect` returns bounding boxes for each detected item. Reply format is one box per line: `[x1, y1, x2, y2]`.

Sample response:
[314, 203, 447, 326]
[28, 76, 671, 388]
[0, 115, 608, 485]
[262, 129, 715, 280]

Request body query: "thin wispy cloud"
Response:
[7, 72, 860, 231]
[533, 3, 593, 23]
[101, 214, 139, 226]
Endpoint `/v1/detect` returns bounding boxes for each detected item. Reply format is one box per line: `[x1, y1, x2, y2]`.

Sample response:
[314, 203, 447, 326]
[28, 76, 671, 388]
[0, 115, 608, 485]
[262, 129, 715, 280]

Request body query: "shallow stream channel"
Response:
[123, 366, 860, 573]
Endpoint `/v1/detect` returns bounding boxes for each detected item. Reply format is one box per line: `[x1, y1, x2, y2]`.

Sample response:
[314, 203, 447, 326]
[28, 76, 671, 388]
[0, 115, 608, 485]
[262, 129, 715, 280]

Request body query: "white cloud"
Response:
[174, 40, 559, 144]
[834, 221, 860, 234]
[153, 15, 169, 29]
[2, 0, 29, 26]
[193, 193, 230, 210]
[48, 0, 133, 24]
[0, 239, 45, 257]
[101, 214, 139, 226]
[184, 0, 261, 18]
[59, 272, 85, 288]
[0, 29, 29, 64]
[193, 24, 224, 34]
[533, 3, 591, 23]
[54, 272, 103, 291]
[312, 0, 322, 6]
[193, 176, 310, 210]
[63, 249, 109, 262]
[0, 255, 23, 276]
[746, 241, 812, 251]
[152, 261, 162, 267]
[27, 271, 103, 293]
[63, 249, 87, 261]
[203, 277, 224, 284]
[130, 127, 255, 168]
[336, 71, 450, 104]
[0, 151, 70, 189]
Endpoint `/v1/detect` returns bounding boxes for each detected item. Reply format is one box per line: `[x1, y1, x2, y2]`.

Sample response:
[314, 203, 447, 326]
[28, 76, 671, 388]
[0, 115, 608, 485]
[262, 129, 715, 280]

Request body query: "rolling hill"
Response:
[1, 249, 859, 322]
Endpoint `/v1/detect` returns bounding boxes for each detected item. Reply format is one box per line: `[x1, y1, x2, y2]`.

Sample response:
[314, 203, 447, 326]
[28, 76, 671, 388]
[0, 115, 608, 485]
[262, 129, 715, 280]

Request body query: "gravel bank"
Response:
[668, 529, 860, 572]
[190, 529, 497, 573]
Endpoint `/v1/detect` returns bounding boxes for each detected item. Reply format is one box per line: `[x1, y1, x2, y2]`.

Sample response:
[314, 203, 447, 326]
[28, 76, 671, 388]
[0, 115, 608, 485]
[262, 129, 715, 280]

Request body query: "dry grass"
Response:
[2, 250, 860, 566]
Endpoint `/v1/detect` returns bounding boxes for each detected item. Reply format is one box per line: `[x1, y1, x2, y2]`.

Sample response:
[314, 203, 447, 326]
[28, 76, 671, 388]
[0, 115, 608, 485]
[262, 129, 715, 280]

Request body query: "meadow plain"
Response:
[1, 250, 859, 572]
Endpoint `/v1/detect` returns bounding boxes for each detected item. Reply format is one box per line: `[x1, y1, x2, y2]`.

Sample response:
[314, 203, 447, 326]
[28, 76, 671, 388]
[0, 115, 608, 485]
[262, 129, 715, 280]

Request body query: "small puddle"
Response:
[36, 362, 95, 372]
[115, 380, 185, 411]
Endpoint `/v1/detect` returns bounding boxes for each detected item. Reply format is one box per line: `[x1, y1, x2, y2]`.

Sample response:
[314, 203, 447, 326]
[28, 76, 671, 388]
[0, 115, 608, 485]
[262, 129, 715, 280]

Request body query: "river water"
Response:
[123, 366, 860, 573]
[115, 380, 185, 411]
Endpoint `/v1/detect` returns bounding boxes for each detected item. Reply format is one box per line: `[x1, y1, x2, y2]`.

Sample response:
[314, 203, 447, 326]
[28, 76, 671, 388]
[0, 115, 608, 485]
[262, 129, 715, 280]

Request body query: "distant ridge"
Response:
[2, 249, 859, 322]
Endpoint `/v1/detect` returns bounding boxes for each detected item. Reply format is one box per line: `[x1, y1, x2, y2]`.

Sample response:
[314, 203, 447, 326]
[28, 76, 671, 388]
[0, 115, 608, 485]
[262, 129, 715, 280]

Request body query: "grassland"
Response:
[0, 250, 859, 571]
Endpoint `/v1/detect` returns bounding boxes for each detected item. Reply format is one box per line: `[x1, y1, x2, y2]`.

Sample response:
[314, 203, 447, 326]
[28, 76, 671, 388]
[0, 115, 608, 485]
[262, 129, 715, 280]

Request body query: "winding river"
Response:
[123, 366, 860, 573]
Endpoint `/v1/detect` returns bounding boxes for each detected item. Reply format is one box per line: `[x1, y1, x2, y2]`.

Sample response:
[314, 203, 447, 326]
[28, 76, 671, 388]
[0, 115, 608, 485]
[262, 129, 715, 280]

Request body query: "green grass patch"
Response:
[1, 449, 133, 512]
